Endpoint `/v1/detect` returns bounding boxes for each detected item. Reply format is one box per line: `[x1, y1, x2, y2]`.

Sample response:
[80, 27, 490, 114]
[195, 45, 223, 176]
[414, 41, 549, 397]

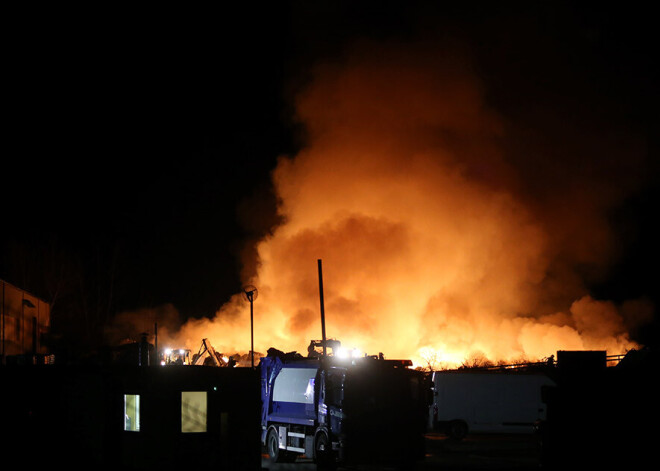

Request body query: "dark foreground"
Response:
[262, 432, 542, 470]
[2, 348, 654, 469]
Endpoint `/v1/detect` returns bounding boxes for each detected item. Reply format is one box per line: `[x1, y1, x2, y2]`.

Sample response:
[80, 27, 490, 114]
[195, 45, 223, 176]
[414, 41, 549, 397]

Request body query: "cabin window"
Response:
[181, 391, 207, 433]
[124, 394, 140, 431]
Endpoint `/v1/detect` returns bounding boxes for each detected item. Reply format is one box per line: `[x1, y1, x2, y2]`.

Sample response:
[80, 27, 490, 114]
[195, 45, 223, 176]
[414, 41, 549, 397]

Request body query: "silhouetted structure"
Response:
[538, 348, 655, 469]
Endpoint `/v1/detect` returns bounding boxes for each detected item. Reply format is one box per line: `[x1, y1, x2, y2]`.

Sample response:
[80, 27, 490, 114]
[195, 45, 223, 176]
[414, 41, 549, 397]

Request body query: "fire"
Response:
[151, 40, 650, 369]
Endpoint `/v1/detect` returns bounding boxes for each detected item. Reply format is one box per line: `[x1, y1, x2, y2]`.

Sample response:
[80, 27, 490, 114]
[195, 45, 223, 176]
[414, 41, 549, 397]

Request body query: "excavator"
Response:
[192, 338, 235, 367]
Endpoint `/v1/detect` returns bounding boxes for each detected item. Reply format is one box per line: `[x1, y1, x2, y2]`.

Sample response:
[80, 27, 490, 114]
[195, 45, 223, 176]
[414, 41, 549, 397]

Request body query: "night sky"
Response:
[2, 2, 658, 350]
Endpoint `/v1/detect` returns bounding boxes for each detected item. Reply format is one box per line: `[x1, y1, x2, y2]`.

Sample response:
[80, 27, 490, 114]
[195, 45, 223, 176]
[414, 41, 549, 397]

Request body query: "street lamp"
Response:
[243, 285, 258, 368]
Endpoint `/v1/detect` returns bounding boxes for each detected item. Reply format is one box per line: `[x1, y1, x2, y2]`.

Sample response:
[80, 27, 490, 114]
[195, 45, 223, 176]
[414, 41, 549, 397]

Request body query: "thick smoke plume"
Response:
[171, 40, 649, 367]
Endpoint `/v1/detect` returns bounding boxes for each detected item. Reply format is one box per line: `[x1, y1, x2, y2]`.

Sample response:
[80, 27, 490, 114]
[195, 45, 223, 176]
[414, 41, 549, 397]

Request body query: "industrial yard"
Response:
[0, 340, 655, 470]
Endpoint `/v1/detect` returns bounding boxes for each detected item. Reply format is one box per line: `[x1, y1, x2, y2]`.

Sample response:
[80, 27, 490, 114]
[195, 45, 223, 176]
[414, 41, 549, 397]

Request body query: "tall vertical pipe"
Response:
[317, 259, 327, 357]
[1, 282, 5, 362]
[154, 322, 158, 366]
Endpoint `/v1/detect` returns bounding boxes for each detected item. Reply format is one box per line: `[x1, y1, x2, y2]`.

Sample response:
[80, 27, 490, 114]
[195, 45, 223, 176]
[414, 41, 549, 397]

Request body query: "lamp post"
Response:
[243, 285, 258, 368]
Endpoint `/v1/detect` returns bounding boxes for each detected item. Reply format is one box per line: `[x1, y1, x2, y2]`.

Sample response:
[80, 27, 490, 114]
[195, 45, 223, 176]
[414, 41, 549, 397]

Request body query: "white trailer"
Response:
[429, 370, 555, 439]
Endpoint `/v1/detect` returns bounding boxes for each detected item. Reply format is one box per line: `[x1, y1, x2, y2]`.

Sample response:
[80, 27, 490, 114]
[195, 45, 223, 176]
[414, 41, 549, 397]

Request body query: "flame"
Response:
[148, 39, 651, 369]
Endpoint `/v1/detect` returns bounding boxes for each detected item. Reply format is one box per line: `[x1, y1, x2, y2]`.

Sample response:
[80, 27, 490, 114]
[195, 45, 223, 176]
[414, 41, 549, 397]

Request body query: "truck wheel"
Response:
[314, 431, 336, 470]
[448, 420, 468, 440]
[267, 427, 294, 463]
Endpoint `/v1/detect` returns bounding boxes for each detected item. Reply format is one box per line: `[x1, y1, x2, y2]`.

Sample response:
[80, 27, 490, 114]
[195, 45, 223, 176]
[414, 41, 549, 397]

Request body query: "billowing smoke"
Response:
[171, 39, 650, 367]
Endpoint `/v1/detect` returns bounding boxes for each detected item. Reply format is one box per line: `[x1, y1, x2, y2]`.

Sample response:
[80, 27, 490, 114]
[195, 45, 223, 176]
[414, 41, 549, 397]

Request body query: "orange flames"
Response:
[152, 40, 651, 369]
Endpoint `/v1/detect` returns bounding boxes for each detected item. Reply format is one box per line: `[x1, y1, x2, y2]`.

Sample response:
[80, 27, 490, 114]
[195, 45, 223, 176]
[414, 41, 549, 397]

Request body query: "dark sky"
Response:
[2, 2, 658, 343]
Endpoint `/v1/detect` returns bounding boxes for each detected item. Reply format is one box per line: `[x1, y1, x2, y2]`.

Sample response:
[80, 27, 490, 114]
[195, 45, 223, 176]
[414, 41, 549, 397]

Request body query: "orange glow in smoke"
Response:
[158, 41, 649, 369]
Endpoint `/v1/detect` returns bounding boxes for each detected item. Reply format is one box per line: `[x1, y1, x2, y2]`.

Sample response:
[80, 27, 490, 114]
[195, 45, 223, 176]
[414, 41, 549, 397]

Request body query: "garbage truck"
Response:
[428, 370, 556, 439]
[260, 343, 429, 469]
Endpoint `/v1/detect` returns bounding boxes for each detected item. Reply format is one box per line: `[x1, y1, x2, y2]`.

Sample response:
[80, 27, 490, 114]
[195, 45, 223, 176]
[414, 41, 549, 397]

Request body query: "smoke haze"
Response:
[148, 38, 651, 367]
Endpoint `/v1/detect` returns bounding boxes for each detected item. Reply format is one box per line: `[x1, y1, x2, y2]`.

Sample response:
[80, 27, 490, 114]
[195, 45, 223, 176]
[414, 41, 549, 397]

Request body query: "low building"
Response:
[1, 279, 51, 363]
[0, 364, 261, 469]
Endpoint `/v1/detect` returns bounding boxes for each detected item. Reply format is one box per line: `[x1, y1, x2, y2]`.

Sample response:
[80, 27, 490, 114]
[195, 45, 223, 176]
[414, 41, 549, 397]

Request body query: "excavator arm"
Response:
[193, 338, 224, 366]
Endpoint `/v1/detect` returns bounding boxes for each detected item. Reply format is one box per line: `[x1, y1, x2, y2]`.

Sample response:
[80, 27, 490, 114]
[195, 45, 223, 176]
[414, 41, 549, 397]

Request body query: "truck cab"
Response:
[260, 349, 427, 469]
